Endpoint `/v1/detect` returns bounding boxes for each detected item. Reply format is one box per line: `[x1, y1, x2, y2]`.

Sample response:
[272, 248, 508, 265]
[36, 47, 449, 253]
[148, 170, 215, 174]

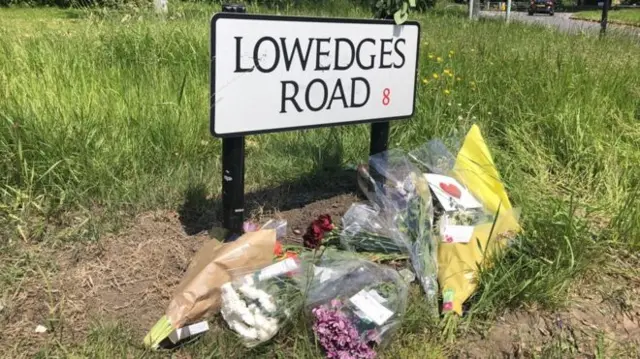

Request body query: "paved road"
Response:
[481, 11, 640, 38]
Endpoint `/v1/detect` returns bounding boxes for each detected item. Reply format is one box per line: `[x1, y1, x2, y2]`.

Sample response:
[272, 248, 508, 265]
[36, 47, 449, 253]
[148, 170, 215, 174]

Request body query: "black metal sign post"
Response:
[600, 0, 610, 36]
[220, 4, 247, 240]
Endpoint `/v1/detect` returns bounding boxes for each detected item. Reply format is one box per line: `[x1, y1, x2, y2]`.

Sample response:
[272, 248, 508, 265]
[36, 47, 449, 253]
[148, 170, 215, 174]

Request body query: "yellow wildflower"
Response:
[432, 73, 439, 79]
[443, 69, 451, 75]
[449, 50, 455, 56]
[428, 53, 435, 59]
[444, 89, 451, 95]
[436, 57, 443, 63]
[470, 81, 476, 87]
[456, 77, 462, 81]
[422, 78, 429, 84]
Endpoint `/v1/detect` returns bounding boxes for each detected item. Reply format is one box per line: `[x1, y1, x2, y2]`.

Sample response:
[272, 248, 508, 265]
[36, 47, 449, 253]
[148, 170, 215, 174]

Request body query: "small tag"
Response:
[257, 258, 299, 281]
[349, 289, 394, 326]
[424, 174, 482, 211]
[169, 321, 209, 344]
[367, 290, 388, 304]
[442, 225, 475, 243]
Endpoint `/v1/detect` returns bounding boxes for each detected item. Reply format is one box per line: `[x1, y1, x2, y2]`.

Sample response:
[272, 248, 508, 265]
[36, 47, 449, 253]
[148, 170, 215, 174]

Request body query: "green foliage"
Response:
[1, 4, 640, 358]
[373, 0, 416, 23]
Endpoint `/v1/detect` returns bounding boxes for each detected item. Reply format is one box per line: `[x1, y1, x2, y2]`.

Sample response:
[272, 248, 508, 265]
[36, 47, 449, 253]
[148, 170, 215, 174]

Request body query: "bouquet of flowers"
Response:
[366, 150, 439, 313]
[301, 213, 408, 263]
[220, 249, 303, 347]
[143, 229, 278, 349]
[304, 255, 408, 358]
[406, 125, 521, 316]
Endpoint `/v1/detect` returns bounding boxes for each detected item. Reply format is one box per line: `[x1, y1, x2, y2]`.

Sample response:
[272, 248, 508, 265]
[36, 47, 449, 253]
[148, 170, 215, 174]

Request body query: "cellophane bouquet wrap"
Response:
[338, 202, 406, 254]
[304, 253, 408, 358]
[407, 124, 521, 315]
[220, 254, 303, 347]
[143, 229, 277, 349]
[366, 150, 438, 313]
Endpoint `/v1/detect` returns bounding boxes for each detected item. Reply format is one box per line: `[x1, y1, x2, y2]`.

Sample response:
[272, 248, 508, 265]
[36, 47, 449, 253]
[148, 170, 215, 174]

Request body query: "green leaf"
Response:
[394, 9, 408, 25]
[408, 0, 416, 7]
[402, 2, 409, 12]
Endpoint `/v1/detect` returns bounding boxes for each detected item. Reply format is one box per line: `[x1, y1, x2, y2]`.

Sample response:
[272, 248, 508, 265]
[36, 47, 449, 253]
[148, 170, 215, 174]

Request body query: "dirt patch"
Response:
[0, 193, 360, 357]
[253, 193, 360, 245]
[456, 274, 640, 358]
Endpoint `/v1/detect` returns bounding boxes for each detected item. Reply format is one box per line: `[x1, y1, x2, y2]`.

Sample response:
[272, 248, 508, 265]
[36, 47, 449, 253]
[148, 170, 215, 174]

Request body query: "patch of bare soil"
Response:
[456, 274, 640, 358]
[0, 194, 359, 357]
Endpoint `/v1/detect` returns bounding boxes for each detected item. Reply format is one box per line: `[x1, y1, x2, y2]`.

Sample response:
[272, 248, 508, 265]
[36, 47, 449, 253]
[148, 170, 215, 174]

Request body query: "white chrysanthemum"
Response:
[257, 291, 276, 313]
[238, 284, 261, 300]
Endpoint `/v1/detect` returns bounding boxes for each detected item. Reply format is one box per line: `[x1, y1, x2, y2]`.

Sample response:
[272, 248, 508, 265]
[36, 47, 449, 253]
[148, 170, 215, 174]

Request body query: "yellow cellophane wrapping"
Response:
[438, 124, 521, 315]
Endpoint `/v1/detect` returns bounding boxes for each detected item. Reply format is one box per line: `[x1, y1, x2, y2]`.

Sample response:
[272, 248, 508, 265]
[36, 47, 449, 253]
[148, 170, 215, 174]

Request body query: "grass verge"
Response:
[0, 2, 639, 358]
[571, 8, 640, 27]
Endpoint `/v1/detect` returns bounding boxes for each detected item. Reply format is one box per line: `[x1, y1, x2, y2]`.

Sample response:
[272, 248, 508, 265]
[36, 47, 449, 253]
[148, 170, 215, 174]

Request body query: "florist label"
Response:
[349, 289, 394, 326]
[257, 258, 299, 281]
[211, 13, 420, 137]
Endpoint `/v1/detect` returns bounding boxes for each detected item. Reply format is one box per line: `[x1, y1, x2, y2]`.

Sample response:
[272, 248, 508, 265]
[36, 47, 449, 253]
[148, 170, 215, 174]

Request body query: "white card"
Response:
[441, 225, 475, 243]
[169, 321, 209, 344]
[367, 289, 388, 304]
[349, 289, 394, 326]
[257, 258, 299, 281]
[424, 174, 483, 211]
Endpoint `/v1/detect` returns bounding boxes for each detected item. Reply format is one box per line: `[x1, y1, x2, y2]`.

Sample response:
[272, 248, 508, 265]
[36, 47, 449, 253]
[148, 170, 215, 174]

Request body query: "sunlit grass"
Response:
[1, 2, 639, 357]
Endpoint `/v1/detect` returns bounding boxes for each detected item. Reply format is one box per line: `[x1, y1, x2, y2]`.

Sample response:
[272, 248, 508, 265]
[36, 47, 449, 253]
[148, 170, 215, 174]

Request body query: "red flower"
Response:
[284, 251, 298, 260]
[443, 302, 453, 311]
[273, 240, 283, 257]
[303, 223, 324, 249]
[315, 214, 334, 232]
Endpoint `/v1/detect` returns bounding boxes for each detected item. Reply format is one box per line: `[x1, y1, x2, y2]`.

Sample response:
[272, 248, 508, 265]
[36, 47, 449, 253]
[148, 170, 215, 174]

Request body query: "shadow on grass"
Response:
[178, 129, 358, 236]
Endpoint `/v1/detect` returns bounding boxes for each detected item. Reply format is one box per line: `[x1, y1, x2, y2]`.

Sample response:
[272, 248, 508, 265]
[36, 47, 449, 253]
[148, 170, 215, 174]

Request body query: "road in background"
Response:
[481, 11, 640, 38]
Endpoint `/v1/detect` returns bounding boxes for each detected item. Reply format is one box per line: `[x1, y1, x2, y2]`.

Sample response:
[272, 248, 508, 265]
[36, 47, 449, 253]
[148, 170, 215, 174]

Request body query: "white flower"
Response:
[241, 274, 255, 287]
[257, 328, 272, 341]
[229, 318, 258, 340]
[257, 292, 276, 313]
[238, 284, 261, 300]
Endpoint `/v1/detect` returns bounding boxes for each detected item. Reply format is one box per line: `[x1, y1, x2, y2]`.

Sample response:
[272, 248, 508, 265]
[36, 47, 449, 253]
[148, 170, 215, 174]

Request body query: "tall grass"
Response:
[1, 3, 638, 240]
[1, 3, 640, 357]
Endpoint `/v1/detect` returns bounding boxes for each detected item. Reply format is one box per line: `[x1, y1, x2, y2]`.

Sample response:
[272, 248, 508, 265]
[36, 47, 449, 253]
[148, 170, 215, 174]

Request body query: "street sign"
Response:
[210, 13, 421, 137]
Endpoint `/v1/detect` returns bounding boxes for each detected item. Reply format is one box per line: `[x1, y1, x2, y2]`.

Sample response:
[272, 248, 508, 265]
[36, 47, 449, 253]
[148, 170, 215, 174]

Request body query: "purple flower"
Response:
[312, 304, 377, 359]
[242, 221, 259, 233]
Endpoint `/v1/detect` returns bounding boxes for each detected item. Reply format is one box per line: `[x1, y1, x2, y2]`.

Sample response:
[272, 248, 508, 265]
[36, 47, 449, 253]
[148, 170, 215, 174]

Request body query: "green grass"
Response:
[1, 2, 640, 358]
[572, 8, 640, 26]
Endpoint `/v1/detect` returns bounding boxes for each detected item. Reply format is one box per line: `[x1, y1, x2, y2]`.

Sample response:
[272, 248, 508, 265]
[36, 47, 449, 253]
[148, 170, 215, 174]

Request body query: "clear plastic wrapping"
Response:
[304, 254, 408, 358]
[339, 202, 406, 254]
[220, 256, 303, 347]
[366, 150, 439, 312]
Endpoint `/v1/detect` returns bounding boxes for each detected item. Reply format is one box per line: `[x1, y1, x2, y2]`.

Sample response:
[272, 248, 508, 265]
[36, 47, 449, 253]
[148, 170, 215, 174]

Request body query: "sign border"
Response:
[210, 12, 421, 138]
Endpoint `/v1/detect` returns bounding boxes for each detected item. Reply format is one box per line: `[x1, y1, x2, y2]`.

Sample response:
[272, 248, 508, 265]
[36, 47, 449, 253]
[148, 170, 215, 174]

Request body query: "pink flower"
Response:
[443, 302, 453, 311]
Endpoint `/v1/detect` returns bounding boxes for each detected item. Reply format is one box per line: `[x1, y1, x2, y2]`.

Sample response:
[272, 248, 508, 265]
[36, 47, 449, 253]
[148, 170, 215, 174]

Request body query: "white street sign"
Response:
[210, 13, 420, 137]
